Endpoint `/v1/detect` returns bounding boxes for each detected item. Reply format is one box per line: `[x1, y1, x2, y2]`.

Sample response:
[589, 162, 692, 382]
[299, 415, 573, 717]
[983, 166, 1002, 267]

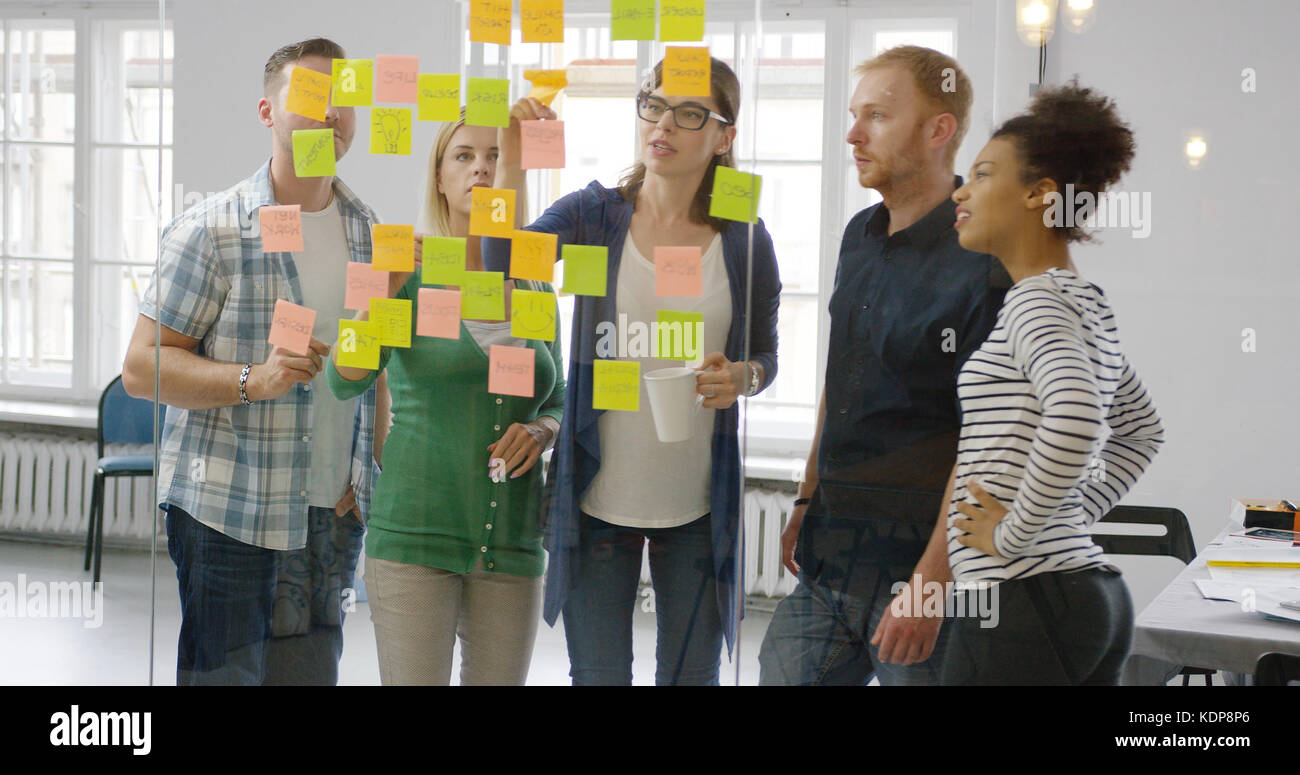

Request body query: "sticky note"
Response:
[337, 319, 381, 370]
[292, 128, 335, 177]
[260, 205, 303, 253]
[655, 246, 702, 296]
[370, 297, 412, 348]
[470, 0, 512, 45]
[488, 344, 536, 398]
[417, 287, 462, 339]
[268, 299, 316, 353]
[660, 0, 705, 41]
[520, 120, 565, 169]
[510, 230, 557, 282]
[462, 271, 506, 320]
[611, 0, 655, 40]
[370, 108, 412, 155]
[709, 166, 762, 223]
[372, 224, 415, 271]
[511, 288, 556, 341]
[656, 309, 704, 361]
[663, 47, 711, 97]
[418, 73, 460, 121]
[469, 187, 516, 238]
[345, 262, 391, 311]
[286, 65, 331, 122]
[521, 0, 564, 42]
[331, 58, 373, 107]
[560, 244, 608, 296]
[466, 77, 510, 127]
[593, 360, 640, 411]
[422, 236, 467, 285]
[375, 55, 419, 104]
[523, 69, 567, 107]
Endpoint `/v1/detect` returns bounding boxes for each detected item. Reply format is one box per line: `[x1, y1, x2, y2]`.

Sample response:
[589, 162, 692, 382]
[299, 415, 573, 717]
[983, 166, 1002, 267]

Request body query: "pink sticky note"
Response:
[488, 344, 535, 398]
[344, 262, 391, 311]
[654, 246, 703, 296]
[268, 298, 316, 353]
[260, 205, 303, 252]
[375, 55, 419, 104]
[520, 120, 565, 169]
[417, 287, 462, 339]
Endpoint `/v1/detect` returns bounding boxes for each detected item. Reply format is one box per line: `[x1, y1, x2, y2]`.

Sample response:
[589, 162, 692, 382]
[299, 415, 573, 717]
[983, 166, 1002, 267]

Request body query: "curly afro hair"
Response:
[992, 78, 1136, 242]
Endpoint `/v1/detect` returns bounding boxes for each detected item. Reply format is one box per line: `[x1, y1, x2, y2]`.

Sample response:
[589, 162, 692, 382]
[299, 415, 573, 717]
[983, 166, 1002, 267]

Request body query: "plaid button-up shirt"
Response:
[141, 160, 379, 550]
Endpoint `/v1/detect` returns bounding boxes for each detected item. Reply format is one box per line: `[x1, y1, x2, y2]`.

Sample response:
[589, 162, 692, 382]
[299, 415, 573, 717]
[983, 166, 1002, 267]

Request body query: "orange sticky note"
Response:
[654, 246, 702, 296]
[417, 287, 462, 339]
[663, 47, 711, 97]
[268, 299, 316, 353]
[260, 205, 303, 252]
[372, 224, 415, 271]
[523, 68, 567, 107]
[488, 344, 536, 398]
[344, 262, 390, 311]
[470, 0, 512, 45]
[510, 230, 558, 282]
[521, 0, 564, 42]
[375, 55, 419, 104]
[520, 120, 565, 169]
[286, 65, 331, 122]
[469, 187, 516, 238]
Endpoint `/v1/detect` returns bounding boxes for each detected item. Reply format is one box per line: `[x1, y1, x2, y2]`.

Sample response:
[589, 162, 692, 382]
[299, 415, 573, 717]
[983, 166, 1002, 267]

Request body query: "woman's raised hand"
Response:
[499, 97, 557, 168]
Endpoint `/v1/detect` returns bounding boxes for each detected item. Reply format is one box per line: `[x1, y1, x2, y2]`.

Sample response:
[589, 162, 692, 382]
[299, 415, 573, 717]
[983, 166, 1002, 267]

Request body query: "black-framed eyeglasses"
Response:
[636, 92, 730, 131]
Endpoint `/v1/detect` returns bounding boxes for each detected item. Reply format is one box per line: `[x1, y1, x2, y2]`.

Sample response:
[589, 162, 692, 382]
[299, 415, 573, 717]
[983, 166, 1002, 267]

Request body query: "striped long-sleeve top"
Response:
[947, 267, 1164, 582]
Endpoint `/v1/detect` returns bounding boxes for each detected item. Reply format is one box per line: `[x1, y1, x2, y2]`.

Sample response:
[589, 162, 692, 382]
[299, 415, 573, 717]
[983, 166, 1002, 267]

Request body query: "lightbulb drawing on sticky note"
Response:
[371, 108, 412, 155]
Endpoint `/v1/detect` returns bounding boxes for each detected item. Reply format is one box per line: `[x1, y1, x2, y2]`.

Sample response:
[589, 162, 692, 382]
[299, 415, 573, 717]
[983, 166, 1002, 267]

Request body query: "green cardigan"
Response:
[327, 274, 565, 577]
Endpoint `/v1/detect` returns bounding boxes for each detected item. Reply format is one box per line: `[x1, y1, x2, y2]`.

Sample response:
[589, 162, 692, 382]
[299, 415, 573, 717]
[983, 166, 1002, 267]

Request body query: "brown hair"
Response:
[421, 109, 469, 238]
[855, 45, 972, 166]
[264, 37, 346, 96]
[617, 57, 739, 231]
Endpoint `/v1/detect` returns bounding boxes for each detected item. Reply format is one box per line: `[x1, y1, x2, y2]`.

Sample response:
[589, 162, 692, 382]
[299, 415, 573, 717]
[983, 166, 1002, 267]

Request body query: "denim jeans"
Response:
[561, 513, 722, 685]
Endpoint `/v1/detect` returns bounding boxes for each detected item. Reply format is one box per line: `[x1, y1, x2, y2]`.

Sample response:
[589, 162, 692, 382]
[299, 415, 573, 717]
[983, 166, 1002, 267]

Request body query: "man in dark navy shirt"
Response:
[758, 46, 1009, 685]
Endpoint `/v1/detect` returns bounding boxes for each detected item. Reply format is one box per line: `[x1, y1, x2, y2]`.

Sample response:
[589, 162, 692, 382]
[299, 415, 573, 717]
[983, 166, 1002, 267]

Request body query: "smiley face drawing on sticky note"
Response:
[510, 288, 556, 342]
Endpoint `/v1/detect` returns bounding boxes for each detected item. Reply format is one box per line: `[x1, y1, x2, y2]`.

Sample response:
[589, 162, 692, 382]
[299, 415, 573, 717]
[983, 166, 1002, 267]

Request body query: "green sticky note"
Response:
[511, 288, 557, 342]
[611, 0, 655, 40]
[292, 128, 336, 177]
[370, 297, 412, 348]
[560, 244, 608, 296]
[462, 270, 505, 320]
[466, 77, 510, 128]
[421, 237, 467, 285]
[331, 58, 374, 107]
[370, 108, 412, 155]
[709, 166, 762, 223]
[418, 73, 460, 121]
[660, 0, 705, 42]
[337, 319, 381, 370]
[593, 360, 640, 412]
[655, 309, 705, 361]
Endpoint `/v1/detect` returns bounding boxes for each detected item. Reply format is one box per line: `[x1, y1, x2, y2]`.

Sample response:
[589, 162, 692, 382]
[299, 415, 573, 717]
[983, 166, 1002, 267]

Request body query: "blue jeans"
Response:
[561, 513, 722, 685]
[758, 567, 948, 686]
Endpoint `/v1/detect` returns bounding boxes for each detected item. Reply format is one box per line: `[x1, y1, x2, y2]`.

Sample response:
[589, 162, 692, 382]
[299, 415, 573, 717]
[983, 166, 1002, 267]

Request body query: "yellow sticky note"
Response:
[370, 297, 412, 348]
[422, 236, 467, 285]
[511, 288, 557, 341]
[470, 0, 512, 45]
[709, 166, 762, 223]
[593, 360, 640, 412]
[469, 187, 516, 238]
[337, 319, 381, 370]
[292, 129, 335, 177]
[466, 77, 510, 127]
[663, 47, 711, 97]
[286, 65, 331, 122]
[660, 0, 705, 42]
[418, 73, 460, 121]
[611, 0, 655, 41]
[655, 309, 705, 361]
[370, 108, 412, 155]
[331, 58, 373, 107]
[523, 69, 568, 107]
[462, 271, 506, 320]
[521, 0, 564, 42]
[372, 224, 415, 271]
[510, 230, 557, 282]
[560, 244, 608, 296]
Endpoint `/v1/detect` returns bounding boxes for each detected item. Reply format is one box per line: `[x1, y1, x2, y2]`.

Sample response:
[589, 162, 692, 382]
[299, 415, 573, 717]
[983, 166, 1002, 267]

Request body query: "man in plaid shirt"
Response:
[123, 38, 380, 685]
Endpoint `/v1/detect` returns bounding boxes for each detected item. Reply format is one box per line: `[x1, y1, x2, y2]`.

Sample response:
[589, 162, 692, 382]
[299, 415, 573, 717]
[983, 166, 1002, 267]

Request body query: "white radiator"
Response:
[0, 433, 158, 543]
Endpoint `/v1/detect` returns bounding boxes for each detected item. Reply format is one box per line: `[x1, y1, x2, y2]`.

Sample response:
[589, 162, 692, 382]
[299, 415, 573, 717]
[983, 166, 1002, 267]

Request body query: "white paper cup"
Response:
[644, 366, 704, 443]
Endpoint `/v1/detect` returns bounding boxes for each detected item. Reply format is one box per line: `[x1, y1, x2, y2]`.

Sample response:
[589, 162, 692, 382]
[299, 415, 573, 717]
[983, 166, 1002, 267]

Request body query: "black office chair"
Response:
[1092, 505, 1216, 686]
[1253, 652, 1300, 686]
[83, 375, 156, 584]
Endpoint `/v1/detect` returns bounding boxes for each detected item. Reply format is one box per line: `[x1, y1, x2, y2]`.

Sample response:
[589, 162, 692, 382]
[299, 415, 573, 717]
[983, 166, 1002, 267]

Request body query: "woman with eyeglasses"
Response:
[483, 57, 781, 684]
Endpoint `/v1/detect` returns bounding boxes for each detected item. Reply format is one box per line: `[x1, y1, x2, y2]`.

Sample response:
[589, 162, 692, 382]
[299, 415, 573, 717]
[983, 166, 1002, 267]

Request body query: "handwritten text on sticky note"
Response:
[654, 246, 702, 297]
[372, 224, 415, 271]
[470, 0, 512, 46]
[511, 288, 557, 341]
[660, 0, 705, 42]
[593, 360, 640, 411]
[418, 73, 460, 121]
[370, 297, 412, 348]
[663, 47, 711, 97]
[611, 0, 655, 40]
[337, 319, 381, 370]
[489, 344, 536, 398]
[709, 166, 762, 223]
[560, 244, 608, 296]
[469, 187, 516, 238]
[269, 299, 316, 354]
[292, 129, 335, 177]
[422, 237, 467, 285]
[286, 65, 331, 121]
[417, 288, 462, 339]
[375, 55, 418, 104]
[462, 271, 506, 320]
[260, 205, 303, 253]
[466, 77, 510, 127]
[345, 262, 390, 311]
[521, 0, 564, 43]
[331, 58, 373, 107]
[510, 230, 558, 282]
[520, 120, 565, 169]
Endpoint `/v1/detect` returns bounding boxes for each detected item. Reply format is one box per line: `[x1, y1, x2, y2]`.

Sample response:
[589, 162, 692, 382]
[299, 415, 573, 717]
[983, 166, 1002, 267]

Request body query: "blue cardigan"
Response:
[483, 180, 781, 651]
